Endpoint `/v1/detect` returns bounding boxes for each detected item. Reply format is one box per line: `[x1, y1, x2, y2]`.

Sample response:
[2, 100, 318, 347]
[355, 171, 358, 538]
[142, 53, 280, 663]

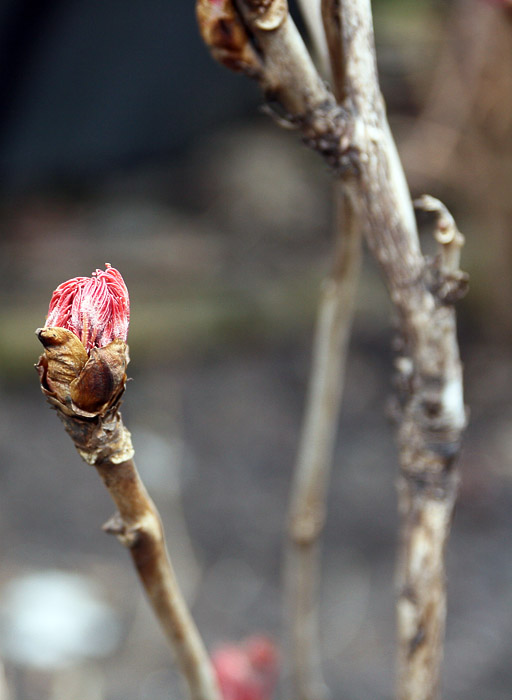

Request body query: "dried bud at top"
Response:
[196, 0, 263, 77]
[45, 263, 129, 352]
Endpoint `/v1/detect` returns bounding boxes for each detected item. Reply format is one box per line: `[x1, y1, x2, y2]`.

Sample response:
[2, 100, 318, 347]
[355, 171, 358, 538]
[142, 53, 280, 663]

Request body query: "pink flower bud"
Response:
[212, 636, 278, 700]
[45, 264, 129, 351]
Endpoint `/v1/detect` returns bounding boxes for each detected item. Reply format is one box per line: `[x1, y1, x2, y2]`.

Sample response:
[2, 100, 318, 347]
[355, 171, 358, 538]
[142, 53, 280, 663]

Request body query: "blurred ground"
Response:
[1, 1, 512, 699]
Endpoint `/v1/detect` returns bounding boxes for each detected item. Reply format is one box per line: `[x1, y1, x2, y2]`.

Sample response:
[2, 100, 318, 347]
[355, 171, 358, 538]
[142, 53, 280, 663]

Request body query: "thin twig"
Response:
[295, 0, 329, 74]
[286, 185, 362, 700]
[285, 3, 364, 692]
[99, 456, 220, 700]
[283, 7, 364, 699]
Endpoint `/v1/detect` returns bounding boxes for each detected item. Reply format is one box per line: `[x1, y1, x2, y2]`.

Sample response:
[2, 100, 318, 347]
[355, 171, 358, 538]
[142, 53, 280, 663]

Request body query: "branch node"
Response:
[289, 507, 326, 546]
[400, 466, 459, 501]
[295, 103, 359, 175]
[102, 512, 124, 535]
[102, 512, 140, 547]
[427, 264, 469, 306]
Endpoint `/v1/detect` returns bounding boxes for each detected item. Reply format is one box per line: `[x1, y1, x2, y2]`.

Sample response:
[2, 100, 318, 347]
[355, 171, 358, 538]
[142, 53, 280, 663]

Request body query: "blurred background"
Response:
[1, 0, 512, 698]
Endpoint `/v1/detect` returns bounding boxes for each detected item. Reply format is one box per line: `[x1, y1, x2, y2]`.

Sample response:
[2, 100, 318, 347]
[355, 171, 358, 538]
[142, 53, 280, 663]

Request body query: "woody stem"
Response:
[47, 394, 221, 700]
[96, 454, 220, 700]
[285, 185, 362, 700]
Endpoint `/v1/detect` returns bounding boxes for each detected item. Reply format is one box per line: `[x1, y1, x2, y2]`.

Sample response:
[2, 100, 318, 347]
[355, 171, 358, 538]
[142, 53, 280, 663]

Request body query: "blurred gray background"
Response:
[1, 1, 512, 698]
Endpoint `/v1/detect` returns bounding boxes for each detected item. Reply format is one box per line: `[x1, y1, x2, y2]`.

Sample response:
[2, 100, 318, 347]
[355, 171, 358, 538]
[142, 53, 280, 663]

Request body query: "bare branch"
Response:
[286, 186, 362, 700]
[322, 5, 467, 698]
[284, 5, 365, 695]
[295, 0, 330, 75]
[197, 1, 468, 698]
[98, 456, 220, 700]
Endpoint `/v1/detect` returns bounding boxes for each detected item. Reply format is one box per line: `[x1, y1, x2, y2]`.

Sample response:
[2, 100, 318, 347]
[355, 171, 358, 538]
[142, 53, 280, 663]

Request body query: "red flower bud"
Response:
[45, 263, 129, 352]
[212, 636, 278, 700]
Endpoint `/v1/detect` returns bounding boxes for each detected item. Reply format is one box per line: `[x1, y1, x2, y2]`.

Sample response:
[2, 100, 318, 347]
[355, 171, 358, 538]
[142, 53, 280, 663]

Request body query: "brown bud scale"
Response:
[196, 0, 263, 76]
[36, 328, 134, 465]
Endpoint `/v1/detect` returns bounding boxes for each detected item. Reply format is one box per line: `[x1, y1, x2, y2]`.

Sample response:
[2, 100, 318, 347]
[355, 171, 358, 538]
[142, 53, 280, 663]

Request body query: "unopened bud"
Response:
[36, 265, 130, 416]
[212, 636, 278, 700]
[45, 263, 129, 351]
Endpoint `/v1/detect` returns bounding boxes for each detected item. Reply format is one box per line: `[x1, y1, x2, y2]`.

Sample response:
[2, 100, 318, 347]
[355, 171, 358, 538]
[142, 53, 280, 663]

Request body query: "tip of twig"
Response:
[414, 195, 465, 272]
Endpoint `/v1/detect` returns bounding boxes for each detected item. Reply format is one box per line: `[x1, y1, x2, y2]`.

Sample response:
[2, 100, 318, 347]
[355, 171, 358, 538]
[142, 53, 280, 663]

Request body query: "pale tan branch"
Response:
[284, 8, 364, 697]
[325, 6, 467, 699]
[97, 456, 220, 700]
[295, 0, 330, 75]
[274, 8, 365, 698]
[286, 185, 362, 700]
[393, 204, 466, 700]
